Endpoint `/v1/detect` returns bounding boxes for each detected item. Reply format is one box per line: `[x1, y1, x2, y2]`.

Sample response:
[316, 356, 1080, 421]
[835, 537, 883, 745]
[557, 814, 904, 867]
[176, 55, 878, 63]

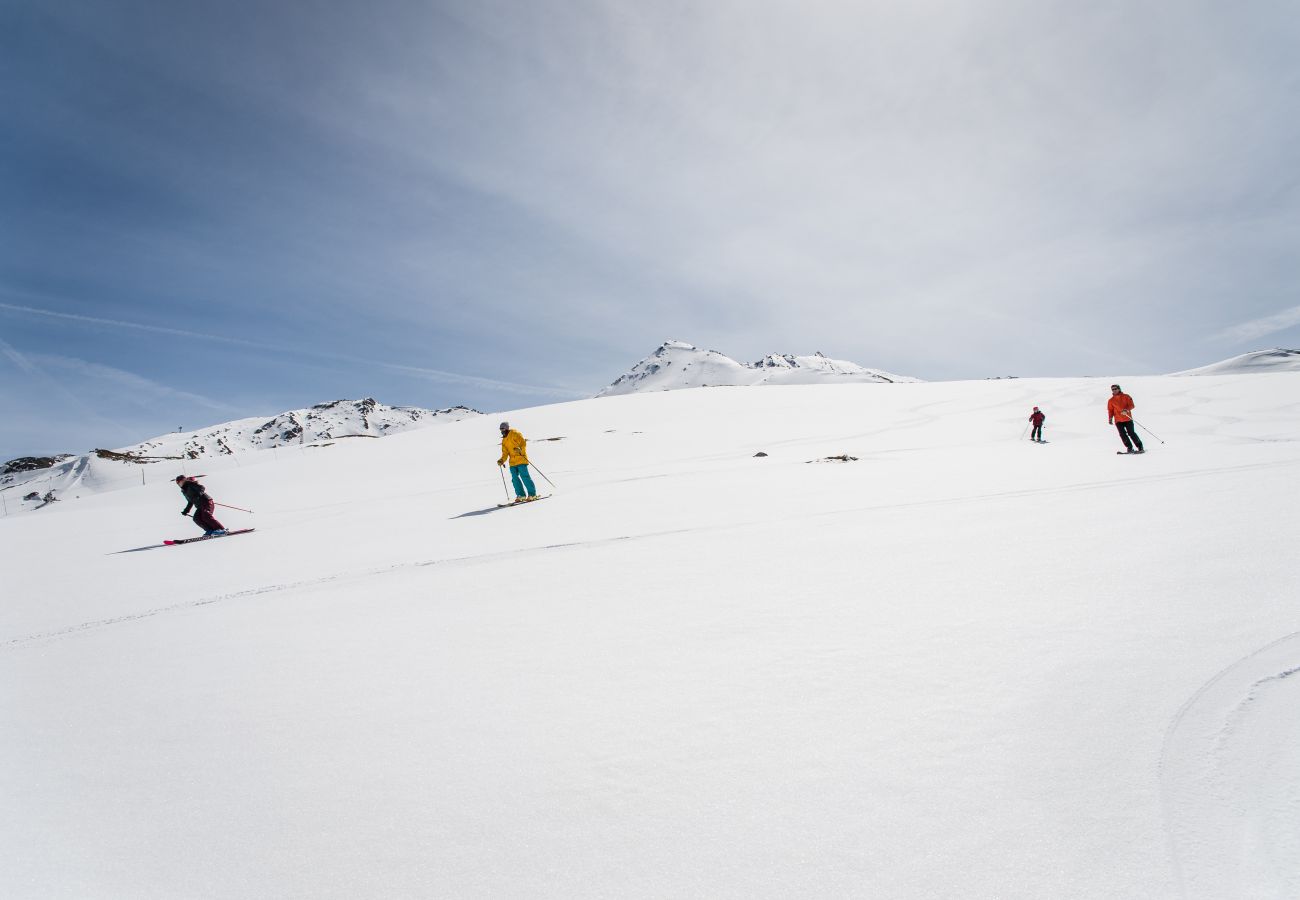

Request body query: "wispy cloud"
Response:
[0, 336, 142, 445]
[0, 335, 41, 375]
[377, 362, 584, 399]
[1214, 304, 1300, 345]
[0, 300, 584, 399]
[0, 300, 271, 347]
[29, 354, 242, 412]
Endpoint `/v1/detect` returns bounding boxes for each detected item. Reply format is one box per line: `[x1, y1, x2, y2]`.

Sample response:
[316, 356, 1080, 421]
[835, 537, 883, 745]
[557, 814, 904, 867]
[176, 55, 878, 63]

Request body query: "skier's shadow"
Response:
[109, 544, 169, 554]
[450, 506, 506, 519]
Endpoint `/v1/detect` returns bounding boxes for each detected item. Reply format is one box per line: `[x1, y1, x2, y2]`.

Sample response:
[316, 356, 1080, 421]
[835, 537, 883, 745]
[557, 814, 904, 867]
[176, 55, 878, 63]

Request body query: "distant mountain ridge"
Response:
[1170, 348, 1300, 376]
[111, 398, 481, 461]
[598, 341, 921, 396]
[1, 398, 482, 507]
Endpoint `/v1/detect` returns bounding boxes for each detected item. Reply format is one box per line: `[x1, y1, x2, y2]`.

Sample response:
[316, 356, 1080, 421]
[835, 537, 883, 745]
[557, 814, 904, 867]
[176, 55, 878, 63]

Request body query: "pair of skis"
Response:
[164, 528, 256, 546]
[496, 495, 551, 509]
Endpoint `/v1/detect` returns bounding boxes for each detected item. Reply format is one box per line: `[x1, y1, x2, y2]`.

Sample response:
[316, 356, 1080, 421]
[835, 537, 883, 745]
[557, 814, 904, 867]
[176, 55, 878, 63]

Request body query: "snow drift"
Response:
[3, 372, 1300, 899]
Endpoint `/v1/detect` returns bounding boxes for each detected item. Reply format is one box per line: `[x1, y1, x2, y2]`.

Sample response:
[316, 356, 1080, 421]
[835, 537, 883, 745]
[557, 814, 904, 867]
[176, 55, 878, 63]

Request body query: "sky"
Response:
[3, 0, 1300, 458]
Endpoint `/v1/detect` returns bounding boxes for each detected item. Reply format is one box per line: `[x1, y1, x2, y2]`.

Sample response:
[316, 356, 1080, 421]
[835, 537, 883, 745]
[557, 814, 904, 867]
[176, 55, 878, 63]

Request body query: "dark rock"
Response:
[3, 455, 74, 475]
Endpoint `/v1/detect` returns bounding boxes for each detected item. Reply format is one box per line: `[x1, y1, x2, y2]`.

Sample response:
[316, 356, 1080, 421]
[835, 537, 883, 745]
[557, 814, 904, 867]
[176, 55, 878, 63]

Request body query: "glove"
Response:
[498, 461, 505, 468]
[181, 510, 189, 516]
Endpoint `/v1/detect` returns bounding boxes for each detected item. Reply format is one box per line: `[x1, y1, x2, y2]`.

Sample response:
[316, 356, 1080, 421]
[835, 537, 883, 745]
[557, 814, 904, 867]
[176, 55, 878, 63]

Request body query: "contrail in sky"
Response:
[0, 301, 585, 399]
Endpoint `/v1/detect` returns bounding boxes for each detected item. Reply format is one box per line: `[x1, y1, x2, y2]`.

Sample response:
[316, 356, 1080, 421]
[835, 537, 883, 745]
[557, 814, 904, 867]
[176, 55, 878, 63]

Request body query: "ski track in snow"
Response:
[1161, 632, 1300, 898]
[0, 533, 668, 650]
[7, 455, 1298, 651]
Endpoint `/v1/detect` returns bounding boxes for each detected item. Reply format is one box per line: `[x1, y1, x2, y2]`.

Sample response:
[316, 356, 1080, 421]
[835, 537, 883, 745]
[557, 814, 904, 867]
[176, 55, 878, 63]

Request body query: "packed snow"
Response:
[598, 340, 920, 396]
[2, 372, 1300, 898]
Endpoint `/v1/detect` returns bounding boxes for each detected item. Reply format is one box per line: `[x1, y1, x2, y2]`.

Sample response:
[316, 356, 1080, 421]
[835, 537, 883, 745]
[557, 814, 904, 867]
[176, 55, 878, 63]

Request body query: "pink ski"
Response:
[164, 528, 256, 546]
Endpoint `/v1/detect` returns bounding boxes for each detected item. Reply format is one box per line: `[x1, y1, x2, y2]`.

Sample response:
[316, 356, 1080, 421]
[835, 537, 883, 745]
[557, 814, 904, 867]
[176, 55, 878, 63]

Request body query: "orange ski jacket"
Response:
[1107, 393, 1135, 423]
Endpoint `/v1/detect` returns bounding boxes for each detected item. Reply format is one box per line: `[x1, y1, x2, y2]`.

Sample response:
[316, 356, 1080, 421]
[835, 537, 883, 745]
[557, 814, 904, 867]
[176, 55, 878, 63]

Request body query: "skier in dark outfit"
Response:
[1029, 407, 1046, 443]
[175, 475, 227, 535]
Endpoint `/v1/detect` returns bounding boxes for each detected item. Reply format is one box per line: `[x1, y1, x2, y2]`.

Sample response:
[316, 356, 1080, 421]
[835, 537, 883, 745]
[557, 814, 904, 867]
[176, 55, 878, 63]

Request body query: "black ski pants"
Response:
[1115, 420, 1144, 452]
[1030, 424, 1043, 441]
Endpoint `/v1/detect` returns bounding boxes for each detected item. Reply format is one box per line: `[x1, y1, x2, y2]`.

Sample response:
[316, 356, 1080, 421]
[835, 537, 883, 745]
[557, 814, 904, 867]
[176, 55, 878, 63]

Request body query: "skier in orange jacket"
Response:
[1107, 385, 1144, 454]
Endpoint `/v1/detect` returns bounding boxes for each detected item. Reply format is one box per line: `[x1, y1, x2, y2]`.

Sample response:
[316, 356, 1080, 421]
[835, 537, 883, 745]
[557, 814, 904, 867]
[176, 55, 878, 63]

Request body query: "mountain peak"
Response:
[598, 342, 920, 396]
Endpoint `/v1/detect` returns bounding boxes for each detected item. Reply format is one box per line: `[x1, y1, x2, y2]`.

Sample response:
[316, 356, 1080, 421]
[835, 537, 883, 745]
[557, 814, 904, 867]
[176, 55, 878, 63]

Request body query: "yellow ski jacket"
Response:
[498, 430, 530, 466]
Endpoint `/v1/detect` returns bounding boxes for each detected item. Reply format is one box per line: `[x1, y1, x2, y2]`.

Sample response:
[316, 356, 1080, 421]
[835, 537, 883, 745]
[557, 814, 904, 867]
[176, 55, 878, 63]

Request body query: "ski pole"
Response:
[530, 463, 556, 489]
[1131, 419, 1166, 444]
[1020, 421, 1030, 440]
[498, 465, 512, 501]
[215, 502, 254, 514]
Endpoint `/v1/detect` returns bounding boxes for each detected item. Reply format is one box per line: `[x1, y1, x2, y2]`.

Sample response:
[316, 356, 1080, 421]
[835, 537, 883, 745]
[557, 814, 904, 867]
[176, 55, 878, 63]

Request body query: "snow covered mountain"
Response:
[0, 398, 481, 510]
[113, 397, 481, 460]
[1170, 347, 1300, 375]
[597, 340, 920, 396]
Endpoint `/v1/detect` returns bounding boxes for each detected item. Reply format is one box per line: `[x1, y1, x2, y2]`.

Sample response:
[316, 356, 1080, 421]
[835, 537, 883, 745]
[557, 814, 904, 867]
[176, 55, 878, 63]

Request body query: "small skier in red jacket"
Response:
[175, 475, 227, 535]
[1029, 407, 1046, 443]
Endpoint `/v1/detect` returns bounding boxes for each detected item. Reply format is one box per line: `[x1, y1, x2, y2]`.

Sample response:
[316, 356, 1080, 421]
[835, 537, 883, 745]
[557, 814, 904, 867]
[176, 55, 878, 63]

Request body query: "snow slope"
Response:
[3, 373, 1300, 898]
[598, 340, 920, 395]
[1171, 347, 1300, 375]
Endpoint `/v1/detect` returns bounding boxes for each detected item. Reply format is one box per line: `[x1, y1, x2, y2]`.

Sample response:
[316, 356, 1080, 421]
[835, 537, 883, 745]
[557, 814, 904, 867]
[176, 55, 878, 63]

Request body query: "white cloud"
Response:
[1215, 304, 1300, 345]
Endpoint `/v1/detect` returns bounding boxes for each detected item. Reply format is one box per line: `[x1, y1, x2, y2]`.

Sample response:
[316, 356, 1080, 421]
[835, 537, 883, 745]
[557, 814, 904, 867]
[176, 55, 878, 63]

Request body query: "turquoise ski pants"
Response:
[510, 464, 536, 498]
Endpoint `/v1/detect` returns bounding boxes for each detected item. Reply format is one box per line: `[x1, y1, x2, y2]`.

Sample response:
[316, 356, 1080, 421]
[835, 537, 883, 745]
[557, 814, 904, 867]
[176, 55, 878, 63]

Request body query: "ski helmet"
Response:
[175, 475, 186, 483]
[499, 421, 510, 431]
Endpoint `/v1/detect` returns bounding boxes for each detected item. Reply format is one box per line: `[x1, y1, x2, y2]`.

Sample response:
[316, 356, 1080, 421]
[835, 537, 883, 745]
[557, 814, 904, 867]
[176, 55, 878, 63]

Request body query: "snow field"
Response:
[2, 374, 1300, 898]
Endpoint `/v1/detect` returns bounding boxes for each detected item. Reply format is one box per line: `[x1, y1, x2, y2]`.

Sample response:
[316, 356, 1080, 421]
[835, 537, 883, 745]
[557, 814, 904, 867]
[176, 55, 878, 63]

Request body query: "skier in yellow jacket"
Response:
[497, 421, 538, 502]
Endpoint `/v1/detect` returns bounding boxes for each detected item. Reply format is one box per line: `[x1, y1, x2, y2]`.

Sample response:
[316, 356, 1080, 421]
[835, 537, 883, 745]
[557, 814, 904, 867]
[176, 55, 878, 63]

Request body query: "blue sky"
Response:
[3, 0, 1300, 458]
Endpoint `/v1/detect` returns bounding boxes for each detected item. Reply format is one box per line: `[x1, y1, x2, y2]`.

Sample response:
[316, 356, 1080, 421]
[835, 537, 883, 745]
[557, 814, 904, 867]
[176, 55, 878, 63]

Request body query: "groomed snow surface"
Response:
[3, 374, 1300, 899]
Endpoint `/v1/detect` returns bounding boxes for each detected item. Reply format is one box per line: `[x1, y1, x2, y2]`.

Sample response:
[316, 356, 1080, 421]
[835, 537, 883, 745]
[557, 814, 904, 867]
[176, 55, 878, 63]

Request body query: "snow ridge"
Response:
[1171, 348, 1300, 376]
[119, 398, 482, 460]
[0, 398, 482, 509]
[598, 340, 920, 396]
